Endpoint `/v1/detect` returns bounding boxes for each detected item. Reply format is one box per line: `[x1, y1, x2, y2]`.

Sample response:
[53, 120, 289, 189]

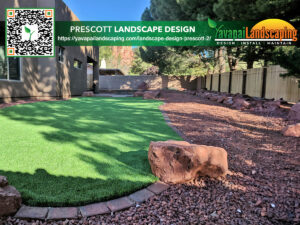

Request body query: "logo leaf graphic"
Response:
[208, 18, 217, 29]
[25, 26, 31, 34]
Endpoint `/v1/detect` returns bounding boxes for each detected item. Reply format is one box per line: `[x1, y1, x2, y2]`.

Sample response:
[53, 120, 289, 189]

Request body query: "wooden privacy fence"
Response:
[197, 65, 300, 103]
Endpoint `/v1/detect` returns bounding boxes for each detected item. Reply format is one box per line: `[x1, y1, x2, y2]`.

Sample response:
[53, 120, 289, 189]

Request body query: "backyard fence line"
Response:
[99, 75, 198, 91]
[197, 65, 300, 103]
[98, 65, 300, 103]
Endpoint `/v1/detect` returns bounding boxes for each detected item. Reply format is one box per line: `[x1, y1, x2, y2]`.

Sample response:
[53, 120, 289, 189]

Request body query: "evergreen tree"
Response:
[272, 46, 300, 86]
[129, 48, 153, 75]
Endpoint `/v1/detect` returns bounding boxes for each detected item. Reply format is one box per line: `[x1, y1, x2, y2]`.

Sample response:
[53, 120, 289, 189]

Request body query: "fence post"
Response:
[242, 71, 247, 95]
[261, 67, 267, 98]
[210, 75, 213, 91]
[228, 71, 232, 93]
[218, 74, 221, 92]
[204, 75, 207, 89]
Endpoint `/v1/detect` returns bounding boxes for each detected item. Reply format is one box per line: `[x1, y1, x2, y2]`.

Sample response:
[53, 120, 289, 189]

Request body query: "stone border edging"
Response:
[13, 181, 169, 220]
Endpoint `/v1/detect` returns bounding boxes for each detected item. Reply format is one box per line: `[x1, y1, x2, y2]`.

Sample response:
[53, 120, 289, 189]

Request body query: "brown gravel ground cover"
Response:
[1, 91, 299, 225]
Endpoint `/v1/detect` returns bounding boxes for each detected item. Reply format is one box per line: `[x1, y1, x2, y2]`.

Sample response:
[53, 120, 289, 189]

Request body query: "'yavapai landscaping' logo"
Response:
[208, 18, 298, 45]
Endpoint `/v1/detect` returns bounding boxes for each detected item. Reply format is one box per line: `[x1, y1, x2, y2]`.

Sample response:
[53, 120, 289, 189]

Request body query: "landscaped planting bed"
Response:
[0, 97, 181, 206]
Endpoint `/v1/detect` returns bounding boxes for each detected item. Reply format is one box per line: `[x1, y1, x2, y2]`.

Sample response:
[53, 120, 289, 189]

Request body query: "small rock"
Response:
[137, 82, 149, 91]
[0, 185, 22, 216]
[232, 98, 250, 110]
[254, 199, 262, 206]
[143, 91, 160, 100]
[210, 211, 218, 218]
[82, 91, 94, 97]
[288, 102, 300, 121]
[270, 203, 275, 208]
[0, 176, 8, 187]
[133, 90, 144, 97]
[237, 209, 242, 213]
[282, 123, 300, 137]
[261, 207, 267, 217]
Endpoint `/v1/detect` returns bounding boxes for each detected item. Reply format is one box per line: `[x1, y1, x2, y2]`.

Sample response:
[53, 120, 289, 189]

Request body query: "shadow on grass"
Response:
[0, 97, 181, 206]
[0, 168, 153, 207]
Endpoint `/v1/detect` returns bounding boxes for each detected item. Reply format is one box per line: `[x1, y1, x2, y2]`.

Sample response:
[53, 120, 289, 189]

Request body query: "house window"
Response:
[0, 46, 21, 81]
[58, 47, 65, 63]
[73, 59, 82, 69]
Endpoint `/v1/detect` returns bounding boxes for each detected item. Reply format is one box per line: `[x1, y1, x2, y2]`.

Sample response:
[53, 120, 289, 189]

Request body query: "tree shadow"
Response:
[0, 168, 152, 207]
[0, 97, 181, 206]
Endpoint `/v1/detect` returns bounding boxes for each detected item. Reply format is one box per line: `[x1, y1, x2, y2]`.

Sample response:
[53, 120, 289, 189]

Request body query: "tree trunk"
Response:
[213, 49, 219, 74]
[219, 46, 226, 73]
[247, 60, 254, 69]
[227, 47, 234, 71]
[227, 47, 240, 71]
[200, 52, 211, 75]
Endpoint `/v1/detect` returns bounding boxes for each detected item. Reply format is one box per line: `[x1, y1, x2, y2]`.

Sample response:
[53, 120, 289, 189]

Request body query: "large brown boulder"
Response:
[148, 140, 228, 183]
[0, 184, 22, 216]
[282, 123, 300, 137]
[144, 91, 160, 100]
[288, 102, 300, 121]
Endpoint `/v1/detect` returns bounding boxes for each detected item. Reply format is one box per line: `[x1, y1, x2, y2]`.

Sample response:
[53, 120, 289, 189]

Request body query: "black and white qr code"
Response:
[6, 9, 54, 57]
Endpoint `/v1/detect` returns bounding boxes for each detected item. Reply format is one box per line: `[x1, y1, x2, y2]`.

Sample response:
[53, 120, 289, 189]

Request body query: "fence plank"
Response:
[245, 68, 263, 97]
[231, 70, 243, 94]
[220, 72, 230, 93]
[212, 74, 219, 91]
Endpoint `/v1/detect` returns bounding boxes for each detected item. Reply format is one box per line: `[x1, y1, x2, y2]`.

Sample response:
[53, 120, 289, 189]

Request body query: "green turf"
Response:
[0, 97, 181, 206]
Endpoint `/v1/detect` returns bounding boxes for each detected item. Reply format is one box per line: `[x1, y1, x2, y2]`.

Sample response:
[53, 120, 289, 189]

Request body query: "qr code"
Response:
[6, 9, 54, 57]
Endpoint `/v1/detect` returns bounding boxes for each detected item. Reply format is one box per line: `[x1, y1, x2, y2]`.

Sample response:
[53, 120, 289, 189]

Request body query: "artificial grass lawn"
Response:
[0, 97, 181, 206]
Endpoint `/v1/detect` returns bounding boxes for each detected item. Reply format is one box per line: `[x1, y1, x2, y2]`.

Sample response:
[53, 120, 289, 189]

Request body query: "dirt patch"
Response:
[1, 91, 299, 224]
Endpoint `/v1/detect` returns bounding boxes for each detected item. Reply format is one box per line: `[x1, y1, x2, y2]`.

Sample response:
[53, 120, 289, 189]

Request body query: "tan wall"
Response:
[54, 0, 99, 97]
[231, 70, 243, 94]
[99, 75, 198, 91]
[245, 68, 263, 97]
[56, 46, 99, 98]
[0, 58, 57, 103]
[220, 72, 230, 93]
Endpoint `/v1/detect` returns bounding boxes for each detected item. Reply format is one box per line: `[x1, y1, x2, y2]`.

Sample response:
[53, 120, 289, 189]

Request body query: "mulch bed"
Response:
[1, 91, 299, 225]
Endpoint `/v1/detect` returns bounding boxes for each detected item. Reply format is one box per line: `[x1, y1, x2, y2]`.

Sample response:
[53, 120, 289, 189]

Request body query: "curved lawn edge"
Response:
[0, 97, 182, 207]
[14, 181, 169, 220]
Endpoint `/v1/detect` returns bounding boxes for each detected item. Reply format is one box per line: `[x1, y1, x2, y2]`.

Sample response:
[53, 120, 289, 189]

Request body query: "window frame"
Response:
[58, 47, 65, 64]
[0, 57, 22, 82]
[73, 58, 82, 70]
